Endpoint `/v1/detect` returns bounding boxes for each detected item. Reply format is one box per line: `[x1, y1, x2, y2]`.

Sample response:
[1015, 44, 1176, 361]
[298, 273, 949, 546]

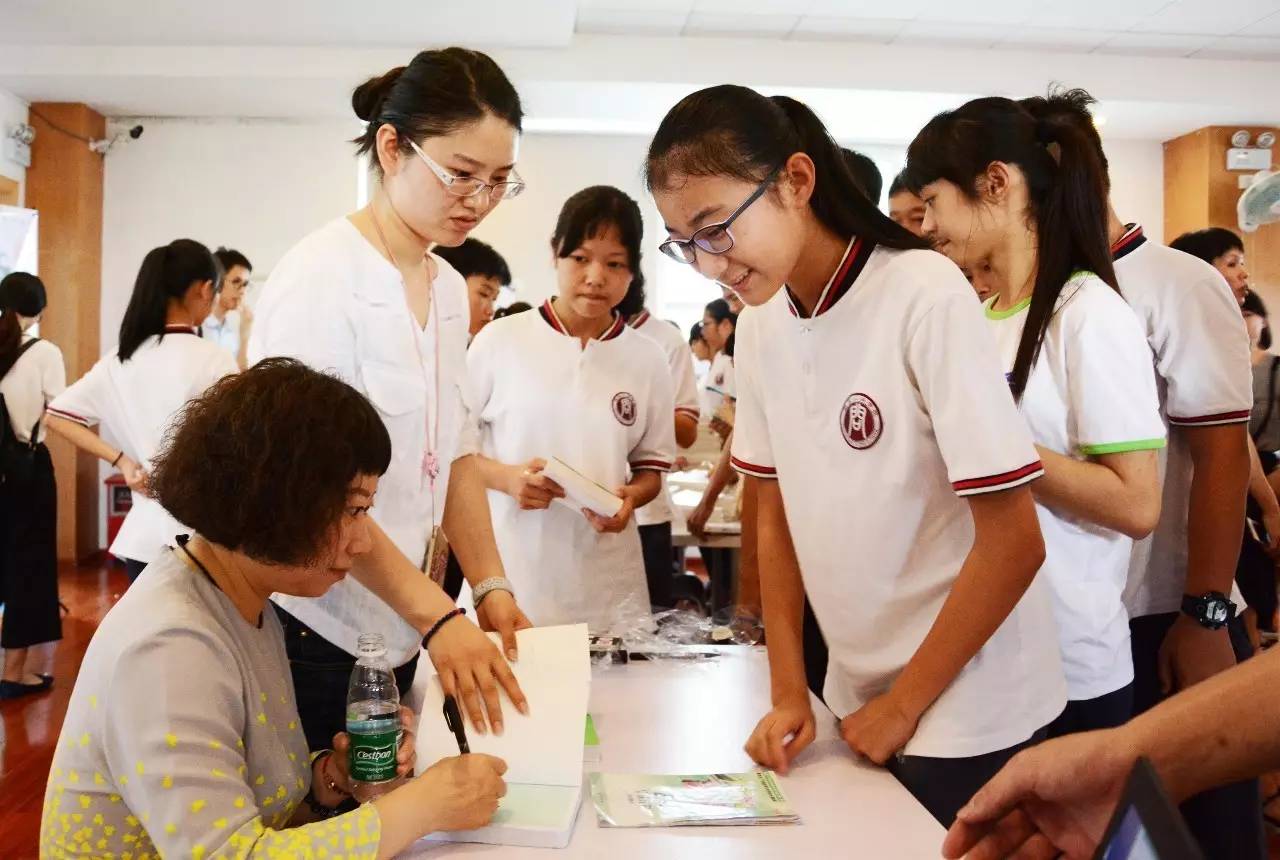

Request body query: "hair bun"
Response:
[352, 66, 406, 122]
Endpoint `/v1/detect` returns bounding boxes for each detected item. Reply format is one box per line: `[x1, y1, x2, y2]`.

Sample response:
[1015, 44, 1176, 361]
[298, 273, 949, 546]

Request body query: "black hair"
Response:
[888, 171, 913, 199]
[1169, 228, 1245, 265]
[903, 88, 1116, 401]
[213, 247, 252, 274]
[1017, 93, 1111, 190]
[118, 239, 221, 362]
[551, 186, 645, 310]
[689, 321, 705, 346]
[433, 238, 512, 285]
[0, 272, 48, 378]
[842, 148, 884, 203]
[493, 301, 532, 320]
[1242, 291, 1271, 350]
[352, 48, 522, 174]
[704, 297, 737, 327]
[646, 86, 927, 254]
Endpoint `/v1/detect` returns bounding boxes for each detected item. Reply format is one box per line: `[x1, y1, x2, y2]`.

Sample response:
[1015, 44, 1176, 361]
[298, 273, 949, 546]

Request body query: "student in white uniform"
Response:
[698, 298, 736, 432]
[904, 90, 1165, 736]
[470, 185, 676, 631]
[616, 279, 699, 609]
[201, 247, 253, 369]
[248, 48, 530, 752]
[433, 237, 512, 340]
[45, 239, 238, 583]
[646, 85, 1066, 826]
[0, 273, 65, 700]
[1020, 94, 1262, 860]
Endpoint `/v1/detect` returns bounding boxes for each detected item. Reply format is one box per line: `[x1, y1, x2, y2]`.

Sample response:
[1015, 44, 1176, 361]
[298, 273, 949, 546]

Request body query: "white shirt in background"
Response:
[47, 327, 238, 564]
[731, 239, 1067, 758]
[1112, 226, 1255, 619]
[984, 274, 1166, 701]
[628, 310, 700, 527]
[248, 217, 473, 665]
[700, 350, 734, 421]
[1, 334, 66, 444]
[466, 300, 676, 632]
[201, 309, 242, 358]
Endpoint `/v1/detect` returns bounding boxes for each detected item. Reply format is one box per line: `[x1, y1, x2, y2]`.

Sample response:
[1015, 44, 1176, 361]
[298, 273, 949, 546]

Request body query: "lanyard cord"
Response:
[369, 202, 442, 496]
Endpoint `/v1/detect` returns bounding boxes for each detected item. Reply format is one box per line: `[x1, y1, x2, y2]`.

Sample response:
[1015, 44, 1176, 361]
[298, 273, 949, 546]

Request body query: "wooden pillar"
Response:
[1164, 125, 1280, 307]
[0, 175, 18, 206]
[24, 103, 104, 562]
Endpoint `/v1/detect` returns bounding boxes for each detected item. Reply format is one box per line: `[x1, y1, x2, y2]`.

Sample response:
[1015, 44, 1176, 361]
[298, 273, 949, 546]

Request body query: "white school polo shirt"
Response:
[984, 274, 1165, 701]
[467, 300, 676, 632]
[731, 238, 1067, 759]
[247, 217, 473, 665]
[47, 327, 238, 564]
[629, 310, 700, 527]
[1111, 227, 1254, 619]
[700, 350, 735, 421]
[2, 335, 65, 444]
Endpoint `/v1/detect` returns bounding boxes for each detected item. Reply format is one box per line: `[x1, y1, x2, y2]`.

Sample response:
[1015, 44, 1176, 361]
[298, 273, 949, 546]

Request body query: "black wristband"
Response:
[422, 607, 466, 649]
[110, 450, 124, 468]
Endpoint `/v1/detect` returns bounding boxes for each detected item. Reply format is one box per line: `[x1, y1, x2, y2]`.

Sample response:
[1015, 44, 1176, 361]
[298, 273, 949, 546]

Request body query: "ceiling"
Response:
[0, 0, 1278, 142]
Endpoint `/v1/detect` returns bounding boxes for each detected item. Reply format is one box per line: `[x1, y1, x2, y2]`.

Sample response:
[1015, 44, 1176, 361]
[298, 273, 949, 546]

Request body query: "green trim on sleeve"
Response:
[1079, 438, 1167, 456]
[984, 296, 1032, 320]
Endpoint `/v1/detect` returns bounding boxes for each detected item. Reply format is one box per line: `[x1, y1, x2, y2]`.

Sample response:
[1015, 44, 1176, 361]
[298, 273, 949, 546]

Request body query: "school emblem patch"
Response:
[840, 393, 882, 450]
[612, 392, 638, 427]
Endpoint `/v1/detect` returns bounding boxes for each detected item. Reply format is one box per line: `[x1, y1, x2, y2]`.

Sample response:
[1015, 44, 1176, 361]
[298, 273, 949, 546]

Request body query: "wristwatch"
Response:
[1180, 591, 1237, 630]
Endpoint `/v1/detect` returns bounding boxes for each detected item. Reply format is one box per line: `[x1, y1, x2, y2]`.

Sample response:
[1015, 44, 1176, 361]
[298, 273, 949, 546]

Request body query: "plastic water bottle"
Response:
[346, 633, 402, 802]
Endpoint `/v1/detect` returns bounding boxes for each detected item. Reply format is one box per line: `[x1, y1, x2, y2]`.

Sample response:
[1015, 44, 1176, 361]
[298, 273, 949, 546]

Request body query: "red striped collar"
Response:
[1110, 224, 1147, 262]
[628, 310, 651, 329]
[785, 237, 876, 318]
[539, 300, 626, 341]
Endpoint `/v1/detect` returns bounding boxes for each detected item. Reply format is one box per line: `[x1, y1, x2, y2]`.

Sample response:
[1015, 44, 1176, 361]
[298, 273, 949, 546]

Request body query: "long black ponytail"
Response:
[902, 88, 1115, 401]
[0, 272, 48, 378]
[645, 85, 927, 253]
[118, 239, 220, 362]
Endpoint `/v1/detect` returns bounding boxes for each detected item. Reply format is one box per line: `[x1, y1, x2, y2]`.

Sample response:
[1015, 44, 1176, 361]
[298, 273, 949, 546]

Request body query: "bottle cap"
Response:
[356, 633, 387, 658]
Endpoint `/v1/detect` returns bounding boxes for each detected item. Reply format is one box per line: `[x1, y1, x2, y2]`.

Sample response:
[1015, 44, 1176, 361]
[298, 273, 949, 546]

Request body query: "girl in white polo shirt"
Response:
[470, 186, 676, 631]
[647, 86, 1067, 826]
[46, 240, 238, 583]
[904, 90, 1165, 736]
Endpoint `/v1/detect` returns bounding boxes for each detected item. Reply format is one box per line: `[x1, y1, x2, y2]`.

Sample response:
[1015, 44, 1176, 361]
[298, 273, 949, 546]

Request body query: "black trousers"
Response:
[887, 727, 1049, 827]
[1130, 612, 1265, 860]
[638, 523, 675, 610]
[442, 550, 465, 602]
[275, 606, 419, 753]
[1046, 683, 1133, 738]
[123, 558, 148, 583]
[0, 443, 62, 649]
[801, 596, 829, 702]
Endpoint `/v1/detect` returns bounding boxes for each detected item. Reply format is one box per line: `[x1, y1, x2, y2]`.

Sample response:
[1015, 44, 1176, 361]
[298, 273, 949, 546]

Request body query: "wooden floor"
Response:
[0, 561, 128, 857]
[2, 561, 1278, 858]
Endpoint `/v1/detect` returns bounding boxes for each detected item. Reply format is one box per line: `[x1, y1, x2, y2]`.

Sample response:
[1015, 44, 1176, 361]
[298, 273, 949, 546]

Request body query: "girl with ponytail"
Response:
[647, 85, 1067, 825]
[246, 47, 532, 786]
[45, 239, 237, 583]
[903, 89, 1165, 737]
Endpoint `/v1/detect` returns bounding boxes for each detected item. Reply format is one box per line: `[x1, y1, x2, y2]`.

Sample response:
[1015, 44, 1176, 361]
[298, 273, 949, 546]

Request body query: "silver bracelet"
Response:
[472, 576, 514, 608]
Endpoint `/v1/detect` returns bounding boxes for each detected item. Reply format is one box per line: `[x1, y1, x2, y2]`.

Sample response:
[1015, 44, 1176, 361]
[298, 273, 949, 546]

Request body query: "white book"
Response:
[541, 456, 624, 518]
[415, 624, 591, 849]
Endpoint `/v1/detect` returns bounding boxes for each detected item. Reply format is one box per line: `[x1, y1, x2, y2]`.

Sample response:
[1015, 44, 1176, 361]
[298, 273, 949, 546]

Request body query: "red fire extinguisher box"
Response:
[104, 473, 132, 549]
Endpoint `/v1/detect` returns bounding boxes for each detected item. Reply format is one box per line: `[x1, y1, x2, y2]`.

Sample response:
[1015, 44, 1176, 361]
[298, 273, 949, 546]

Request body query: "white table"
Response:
[402, 649, 943, 858]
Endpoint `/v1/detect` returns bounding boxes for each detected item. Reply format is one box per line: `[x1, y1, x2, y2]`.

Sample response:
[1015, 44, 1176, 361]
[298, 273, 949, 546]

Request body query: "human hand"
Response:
[686, 496, 714, 537]
[239, 302, 254, 329]
[839, 691, 920, 765]
[583, 487, 635, 534]
[330, 705, 418, 795]
[743, 696, 816, 776]
[942, 728, 1136, 859]
[1157, 613, 1237, 695]
[119, 456, 152, 498]
[1263, 508, 1280, 554]
[475, 590, 533, 661]
[427, 615, 529, 735]
[506, 458, 565, 510]
[413, 754, 509, 833]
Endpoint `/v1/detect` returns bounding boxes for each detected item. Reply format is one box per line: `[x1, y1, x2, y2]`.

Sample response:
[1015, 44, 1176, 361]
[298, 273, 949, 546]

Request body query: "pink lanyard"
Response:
[370, 208, 442, 492]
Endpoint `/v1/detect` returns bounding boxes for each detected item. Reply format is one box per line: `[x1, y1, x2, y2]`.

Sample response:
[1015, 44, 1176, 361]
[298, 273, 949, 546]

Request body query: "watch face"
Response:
[1208, 602, 1229, 623]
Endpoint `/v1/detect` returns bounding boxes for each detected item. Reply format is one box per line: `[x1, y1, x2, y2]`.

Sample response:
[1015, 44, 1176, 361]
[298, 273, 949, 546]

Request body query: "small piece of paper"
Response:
[542, 456, 624, 518]
[590, 772, 801, 828]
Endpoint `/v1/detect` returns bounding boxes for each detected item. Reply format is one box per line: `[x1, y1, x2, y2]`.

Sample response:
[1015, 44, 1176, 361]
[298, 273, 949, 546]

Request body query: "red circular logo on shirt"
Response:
[612, 392, 638, 427]
[840, 393, 883, 450]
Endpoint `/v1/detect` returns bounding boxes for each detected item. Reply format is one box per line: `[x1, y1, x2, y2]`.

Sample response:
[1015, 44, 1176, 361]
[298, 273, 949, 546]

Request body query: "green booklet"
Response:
[589, 772, 800, 828]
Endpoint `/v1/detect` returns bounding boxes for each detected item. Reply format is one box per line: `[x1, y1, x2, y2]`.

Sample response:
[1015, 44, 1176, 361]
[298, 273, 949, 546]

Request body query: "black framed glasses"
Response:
[658, 166, 782, 265]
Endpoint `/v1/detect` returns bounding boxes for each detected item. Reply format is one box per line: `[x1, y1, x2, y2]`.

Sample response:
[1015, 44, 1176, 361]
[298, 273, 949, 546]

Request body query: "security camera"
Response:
[89, 124, 146, 156]
[128, 125, 144, 140]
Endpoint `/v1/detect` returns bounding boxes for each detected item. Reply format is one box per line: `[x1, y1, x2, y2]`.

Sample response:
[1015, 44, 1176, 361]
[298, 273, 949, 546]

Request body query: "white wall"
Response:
[1101, 138, 1164, 239]
[0, 85, 28, 202]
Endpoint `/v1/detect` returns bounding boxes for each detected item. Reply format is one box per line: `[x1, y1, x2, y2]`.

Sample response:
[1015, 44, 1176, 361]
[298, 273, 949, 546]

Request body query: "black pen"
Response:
[443, 694, 470, 754]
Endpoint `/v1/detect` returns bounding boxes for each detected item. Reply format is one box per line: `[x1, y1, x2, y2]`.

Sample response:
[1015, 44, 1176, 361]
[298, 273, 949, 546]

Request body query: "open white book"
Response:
[541, 456, 624, 518]
[415, 623, 591, 849]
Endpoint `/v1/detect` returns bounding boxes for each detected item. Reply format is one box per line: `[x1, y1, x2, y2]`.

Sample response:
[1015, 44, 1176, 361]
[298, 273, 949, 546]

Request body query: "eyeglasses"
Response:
[658, 166, 781, 265]
[408, 139, 526, 201]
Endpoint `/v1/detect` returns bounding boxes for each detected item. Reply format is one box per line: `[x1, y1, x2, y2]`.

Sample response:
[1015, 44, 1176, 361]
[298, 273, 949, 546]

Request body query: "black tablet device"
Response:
[1094, 757, 1204, 860]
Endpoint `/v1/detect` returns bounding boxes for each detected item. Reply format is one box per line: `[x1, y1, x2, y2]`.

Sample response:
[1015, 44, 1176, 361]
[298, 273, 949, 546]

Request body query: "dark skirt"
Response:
[0, 442, 62, 649]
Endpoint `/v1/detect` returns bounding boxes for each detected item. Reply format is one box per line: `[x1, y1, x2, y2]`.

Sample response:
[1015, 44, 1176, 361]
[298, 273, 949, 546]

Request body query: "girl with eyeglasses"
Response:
[248, 48, 532, 755]
[468, 186, 676, 631]
[646, 85, 1067, 826]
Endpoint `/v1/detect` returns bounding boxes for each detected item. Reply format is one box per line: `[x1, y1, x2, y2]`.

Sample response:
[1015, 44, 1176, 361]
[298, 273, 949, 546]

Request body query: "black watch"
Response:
[1180, 591, 1236, 630]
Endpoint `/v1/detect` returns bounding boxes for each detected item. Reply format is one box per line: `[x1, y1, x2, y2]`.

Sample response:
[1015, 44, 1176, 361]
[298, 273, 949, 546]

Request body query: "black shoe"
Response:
[0, 679, 51, 700]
